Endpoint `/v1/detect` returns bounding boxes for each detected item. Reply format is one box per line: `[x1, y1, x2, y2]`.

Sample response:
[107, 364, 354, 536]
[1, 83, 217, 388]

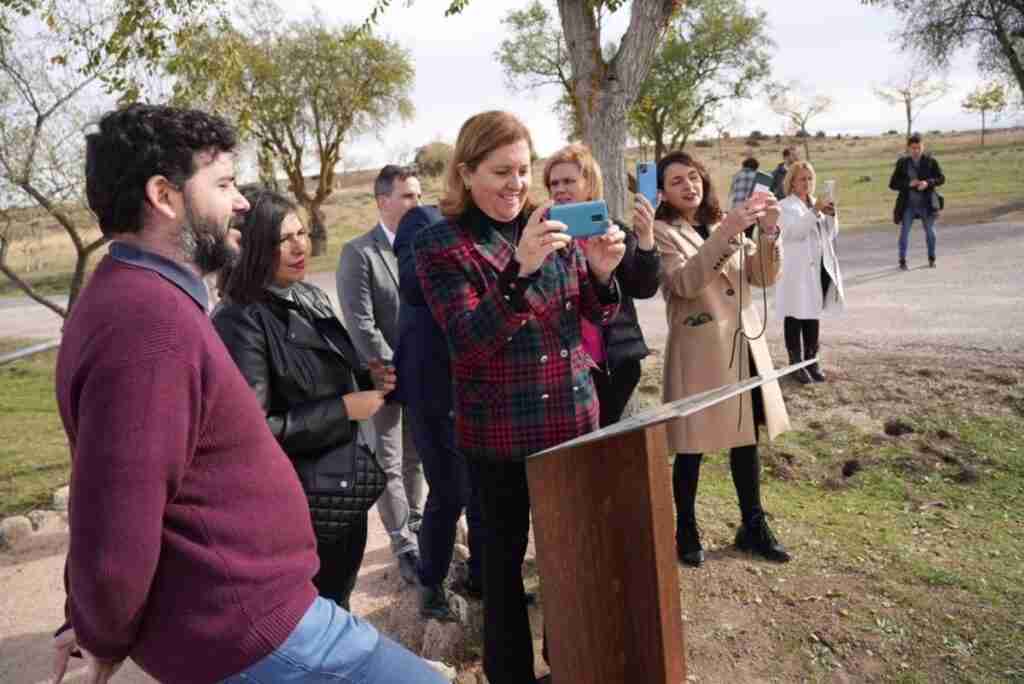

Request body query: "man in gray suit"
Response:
[337, 164, 426, 584]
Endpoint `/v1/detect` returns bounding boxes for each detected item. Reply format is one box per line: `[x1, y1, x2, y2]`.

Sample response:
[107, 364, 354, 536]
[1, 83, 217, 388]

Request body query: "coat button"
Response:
[726, 288, 735, 296]
[560, 349, 569, 358]
[289, 332, 296, 339]
[572, 385, 580, 392]
[540, 355, 549, 363]
[541, 393, 550, 400]
[565, 301, 572, 310]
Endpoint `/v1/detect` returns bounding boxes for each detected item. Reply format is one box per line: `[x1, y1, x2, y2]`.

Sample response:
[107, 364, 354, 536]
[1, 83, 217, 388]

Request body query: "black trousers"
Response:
[784, 316, 820, 353]
[468, 457, 537, 684]
[672, 445, 764, 540]
[408, 406, 483, 588]
[312, 512, 369, 611]
[591, 359, 643, 427]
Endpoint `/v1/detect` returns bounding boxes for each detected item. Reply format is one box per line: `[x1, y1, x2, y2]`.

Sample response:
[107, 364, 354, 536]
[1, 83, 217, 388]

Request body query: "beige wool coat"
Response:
[654, 219, 791, 454]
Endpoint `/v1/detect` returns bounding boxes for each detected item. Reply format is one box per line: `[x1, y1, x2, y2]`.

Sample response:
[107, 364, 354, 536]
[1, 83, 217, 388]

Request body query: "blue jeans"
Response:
[221, 597, 446, 684]
[899, 205, 937, 261]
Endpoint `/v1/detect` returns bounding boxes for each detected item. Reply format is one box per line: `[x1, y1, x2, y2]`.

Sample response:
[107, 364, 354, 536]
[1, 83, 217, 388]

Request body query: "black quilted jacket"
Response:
[212, 281, 375, 538]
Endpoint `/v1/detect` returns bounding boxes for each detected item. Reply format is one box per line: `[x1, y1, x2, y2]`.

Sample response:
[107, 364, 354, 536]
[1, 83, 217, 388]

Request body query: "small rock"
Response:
[883, 418, 915, 437]
[0, 516, 33, 549]
[26, 509, 65, 534]
[53, 485, 70, 512]
[455, 673, 477, 684]
[954, 465, 979, 484]
[841, 459, 862, 478]
[424, 659, 457, 681]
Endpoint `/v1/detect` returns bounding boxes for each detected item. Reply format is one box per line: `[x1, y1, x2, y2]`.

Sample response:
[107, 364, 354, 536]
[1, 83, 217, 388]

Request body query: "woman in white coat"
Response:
[777, 161, 846, 383]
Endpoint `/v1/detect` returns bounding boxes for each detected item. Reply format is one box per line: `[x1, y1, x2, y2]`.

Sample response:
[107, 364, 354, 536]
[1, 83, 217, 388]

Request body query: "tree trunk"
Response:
[904, 97, 912, 138]
[981, 111, 986, 147]
[654, 137, 666, 165]
[803, 138, 811, 162]
[557, 0, 678, 220]
[305, 200, 328, 256]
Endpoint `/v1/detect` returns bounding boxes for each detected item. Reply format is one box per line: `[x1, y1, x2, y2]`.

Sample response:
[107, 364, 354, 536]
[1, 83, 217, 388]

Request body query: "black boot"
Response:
[420, 584, 458, 622]
[899, 259, 908, 271]
[787, 347, 812, 384]
[804, 344, 826, 382]
[735, 513, 791, 563]
[677, 518, 704, 567]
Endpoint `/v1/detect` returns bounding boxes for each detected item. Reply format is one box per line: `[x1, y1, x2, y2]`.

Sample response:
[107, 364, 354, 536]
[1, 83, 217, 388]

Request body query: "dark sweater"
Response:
[55, 254, 319, 683]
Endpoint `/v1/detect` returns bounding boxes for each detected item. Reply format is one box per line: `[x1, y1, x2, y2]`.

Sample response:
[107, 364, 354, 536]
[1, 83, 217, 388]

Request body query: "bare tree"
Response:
[874, 68, 951, 137]
[768, 81, 834, 161]
[0, 3, 113, 318]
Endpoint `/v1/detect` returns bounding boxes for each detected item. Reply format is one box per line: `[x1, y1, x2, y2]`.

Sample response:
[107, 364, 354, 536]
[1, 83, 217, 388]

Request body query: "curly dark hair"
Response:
[85, 104, 238, 236]
[655, 150, 723, 226]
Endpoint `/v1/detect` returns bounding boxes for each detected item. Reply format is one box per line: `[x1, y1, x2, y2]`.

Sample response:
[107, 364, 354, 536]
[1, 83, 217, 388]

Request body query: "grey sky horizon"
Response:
[294, 0, 1021, 172]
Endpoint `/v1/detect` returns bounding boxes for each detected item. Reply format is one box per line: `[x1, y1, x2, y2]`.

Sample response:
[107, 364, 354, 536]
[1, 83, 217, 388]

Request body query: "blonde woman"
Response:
[776, 161, 846, 383]
[543, 143, 660, 425]
[653, 150, 792, 567]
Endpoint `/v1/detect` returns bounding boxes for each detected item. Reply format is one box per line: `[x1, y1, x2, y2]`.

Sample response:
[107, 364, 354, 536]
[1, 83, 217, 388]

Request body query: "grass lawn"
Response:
[0, 339, 67, 516]
[3, 128, 1022, 299]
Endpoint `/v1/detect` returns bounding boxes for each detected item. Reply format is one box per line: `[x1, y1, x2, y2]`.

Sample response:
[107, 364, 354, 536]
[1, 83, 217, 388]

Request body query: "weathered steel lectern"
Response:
[526, 361, 812, 683]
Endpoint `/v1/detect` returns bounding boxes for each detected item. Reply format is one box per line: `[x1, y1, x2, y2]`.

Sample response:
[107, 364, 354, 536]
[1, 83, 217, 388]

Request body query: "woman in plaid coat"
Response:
[415, 111, 625, 684]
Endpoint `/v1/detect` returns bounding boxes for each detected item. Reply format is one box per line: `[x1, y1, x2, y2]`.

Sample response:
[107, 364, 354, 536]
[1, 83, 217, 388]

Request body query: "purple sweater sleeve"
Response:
[67, 355, 199, 661]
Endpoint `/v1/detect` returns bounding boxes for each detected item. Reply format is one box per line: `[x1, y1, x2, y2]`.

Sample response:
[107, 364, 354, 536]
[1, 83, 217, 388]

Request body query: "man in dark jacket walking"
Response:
[889, 133, 946, 270]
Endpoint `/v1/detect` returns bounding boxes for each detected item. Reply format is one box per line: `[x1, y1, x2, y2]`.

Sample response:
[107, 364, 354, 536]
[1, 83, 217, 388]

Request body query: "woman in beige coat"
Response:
[653, 151, 792, 567]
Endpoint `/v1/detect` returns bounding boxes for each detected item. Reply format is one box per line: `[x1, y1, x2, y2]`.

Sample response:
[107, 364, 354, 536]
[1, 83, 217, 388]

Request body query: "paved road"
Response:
[3, 221, 1022, 357]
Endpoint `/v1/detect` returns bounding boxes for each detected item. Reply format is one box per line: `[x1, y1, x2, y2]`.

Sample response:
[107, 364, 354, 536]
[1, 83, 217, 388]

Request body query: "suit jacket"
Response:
[415, 206, 619, 462]
[392, 205, 452, 413]
[654, 219, 790, 454]
[888, 154, 945, 224]
[336, 223, 401, 367]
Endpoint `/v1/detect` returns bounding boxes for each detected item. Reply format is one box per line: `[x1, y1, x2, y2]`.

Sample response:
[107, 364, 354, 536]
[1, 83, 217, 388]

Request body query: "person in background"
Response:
[653, 150, 792, 569]
[337, 165, 426, 585]
[776, 161, 846, 384]
[729, 156, 760, 209]
[889, 132, 945, 270]
[415, 111, 625, 684]
[543, 142, 660, 425]
[771, 147, 797, 200]
[214, 186, 391, 611]
[52, 103, 443, 684]
[393, 203, 484, 622]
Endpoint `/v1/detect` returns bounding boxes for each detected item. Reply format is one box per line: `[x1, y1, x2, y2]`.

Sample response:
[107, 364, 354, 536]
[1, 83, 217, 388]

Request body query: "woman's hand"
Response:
[343, 391, 387, 421]
[583, 222, 627, 284]
[52, 628, 124, 684]
[367, 359, 396, 394]
[721, 195, 770, 239]
[813, 195, 837, 217]
[632, 194, 656, 250]
[516, 201, 571, 276]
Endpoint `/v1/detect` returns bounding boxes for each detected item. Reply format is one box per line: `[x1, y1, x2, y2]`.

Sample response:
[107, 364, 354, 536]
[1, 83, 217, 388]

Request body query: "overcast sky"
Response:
[292, 0, 1018, 169]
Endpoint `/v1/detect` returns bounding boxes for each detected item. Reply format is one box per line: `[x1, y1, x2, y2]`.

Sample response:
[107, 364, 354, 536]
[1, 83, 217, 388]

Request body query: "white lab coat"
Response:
[775, 194, 846, 319]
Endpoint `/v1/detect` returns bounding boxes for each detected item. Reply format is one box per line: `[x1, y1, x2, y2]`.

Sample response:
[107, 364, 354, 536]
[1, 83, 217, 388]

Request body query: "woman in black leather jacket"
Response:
[213, 187, 394, 610]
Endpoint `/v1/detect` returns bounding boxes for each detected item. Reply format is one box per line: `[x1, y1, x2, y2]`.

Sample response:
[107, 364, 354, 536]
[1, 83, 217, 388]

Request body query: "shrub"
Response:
[748, 130, 766, 141]
[795, 129, 809, 138]
[721, 131, 731, 140]
[694, 139, 713, 148]
[885, 129, 899, 135]
[413, 141, 454, 178]
[815, 130, 827, 139]
[774, 134, 782, 143]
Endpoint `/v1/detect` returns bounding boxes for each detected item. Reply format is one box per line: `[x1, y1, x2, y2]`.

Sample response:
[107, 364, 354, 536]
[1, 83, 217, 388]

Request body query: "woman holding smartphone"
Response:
[653, 151, 792, 568]
[776, 161, 846, 383]
[213, 186, 393, 610]
[415, 112, 624, 684]
[543, 143, 660, 425]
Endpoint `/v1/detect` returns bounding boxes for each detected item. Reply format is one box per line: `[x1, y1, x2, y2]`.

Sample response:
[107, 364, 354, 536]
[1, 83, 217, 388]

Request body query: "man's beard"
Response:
[180, 195, 239, 275]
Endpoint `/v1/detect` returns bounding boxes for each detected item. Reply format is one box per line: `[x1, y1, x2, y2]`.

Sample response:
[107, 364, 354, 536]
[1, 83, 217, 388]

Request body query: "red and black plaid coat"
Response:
[415, 207, 619, 462]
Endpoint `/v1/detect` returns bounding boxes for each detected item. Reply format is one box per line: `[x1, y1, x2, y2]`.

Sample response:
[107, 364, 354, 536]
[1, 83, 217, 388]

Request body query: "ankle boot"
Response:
[803, 343, 826, 382]
[735, 513, 791, 563]
[677, 518, 704, 567]
[420, 584, 458, 622]
[787, 347, 812, 384]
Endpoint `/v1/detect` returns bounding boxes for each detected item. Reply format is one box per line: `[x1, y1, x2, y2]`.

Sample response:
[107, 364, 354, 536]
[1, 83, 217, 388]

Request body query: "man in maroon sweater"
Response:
[52, 104, 444, 684]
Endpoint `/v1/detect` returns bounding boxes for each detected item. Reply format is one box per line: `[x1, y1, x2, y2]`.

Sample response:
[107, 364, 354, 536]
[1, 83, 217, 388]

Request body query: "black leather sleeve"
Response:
[212, 306, 355, 457]
[614, 230, 661, 300]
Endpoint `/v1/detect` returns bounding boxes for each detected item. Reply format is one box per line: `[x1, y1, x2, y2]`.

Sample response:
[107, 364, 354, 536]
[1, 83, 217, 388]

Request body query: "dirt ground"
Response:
[1, 218, 1021, 683]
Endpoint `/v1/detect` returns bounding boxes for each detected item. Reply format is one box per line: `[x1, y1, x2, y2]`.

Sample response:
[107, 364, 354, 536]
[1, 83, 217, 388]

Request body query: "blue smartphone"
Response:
[548, 200, 609, 239]
[636, 161, 658, 206]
